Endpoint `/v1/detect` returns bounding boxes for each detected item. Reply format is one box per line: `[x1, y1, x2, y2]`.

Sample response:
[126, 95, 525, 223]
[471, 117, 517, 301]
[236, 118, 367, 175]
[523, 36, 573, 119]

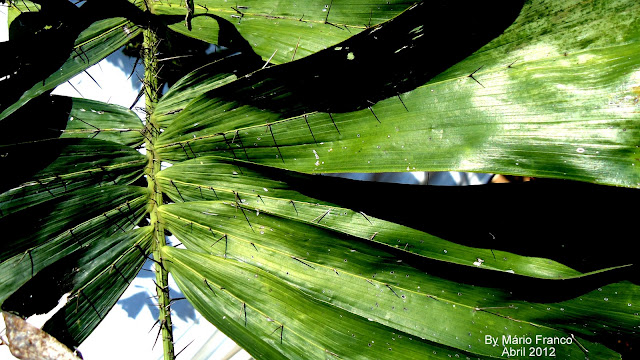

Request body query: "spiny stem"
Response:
[143, 25, 176, 360]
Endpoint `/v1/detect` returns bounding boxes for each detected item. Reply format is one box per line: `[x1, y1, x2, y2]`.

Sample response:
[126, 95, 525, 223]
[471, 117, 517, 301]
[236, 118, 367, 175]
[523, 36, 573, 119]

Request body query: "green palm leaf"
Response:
[1, 0, 639, 359]
[157, 156, 638, 359]
[141, 0, 418, 64]
[156, 0, 640, 187]
[0, 16, 141, 121]
[0, 96, 151, 352]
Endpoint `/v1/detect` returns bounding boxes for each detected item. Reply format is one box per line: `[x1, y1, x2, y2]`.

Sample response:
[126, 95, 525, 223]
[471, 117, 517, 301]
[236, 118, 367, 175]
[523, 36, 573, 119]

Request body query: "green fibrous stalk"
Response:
[143, 25, 176, 360]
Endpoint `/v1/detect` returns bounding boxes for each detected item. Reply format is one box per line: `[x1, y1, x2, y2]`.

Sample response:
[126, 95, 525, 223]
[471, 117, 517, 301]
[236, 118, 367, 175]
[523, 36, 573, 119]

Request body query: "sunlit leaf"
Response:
[164, 246, 629, 359]
[156, 0, 640, 187]
[142, 0, 417, 64]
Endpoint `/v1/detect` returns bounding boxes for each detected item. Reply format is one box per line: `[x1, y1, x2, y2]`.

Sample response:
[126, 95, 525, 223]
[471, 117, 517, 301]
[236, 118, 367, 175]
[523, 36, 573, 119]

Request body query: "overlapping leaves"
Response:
[0, 95, 150, 348]
[139, 0, 417, 64]
[149, 0, 640, 358]
[157, 156, 638, 359]
[1, 0, 639, 359]
[156, 0, 640, 187]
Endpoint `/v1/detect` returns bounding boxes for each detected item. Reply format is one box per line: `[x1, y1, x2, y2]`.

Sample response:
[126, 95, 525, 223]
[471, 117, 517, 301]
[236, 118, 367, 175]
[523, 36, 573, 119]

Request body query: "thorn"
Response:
[203, 278, 217, 296]
[72, 47, 89, 64]
[385, 284, 400, 298]
[468, 65, 485, 88]
[133, 244, 149, 259]
[170, 180, 185, 201]
[149, 256, 167, 272]
[55, 175, 68, 192]
[571, 334, 589, 355]
[211, 233, 227, 247]
[262, 49, 278, 69]
[326, 349, 340, 358]
[292, 256, 315, 269]
[186, 142, 197, 158]
[179, 143, 191, 159]
[15, 250, 34, 277]
[83, 69, 102, 89]
[289, 200, 298, 215]
[80, 291, 103, 319]
[359, 211, 372, 224]
[198, 186, 204, 199]
[488, 232, 497, 260]
[257, 194, 265, 204]
[139, 128, 153, 143]
[153, 280, 170, 295]
[332, 268, 339, 276]
[128, 56, 140, 80]
[175, 339, 195, 359]
[324, 0, 334, 23]
[303, 115, 317, 144]
[103, 213, 126, 233]
[267, 124, 285, 163]
[328, 113, 340, 134]
[209, 186, 219, 199]
[366, 279, 375, 286]
[148, 319, 160, 333]
[242, 302, 247, 327]
[369, 231, 378, 240]
[111, 264, 131, 285]
[130, 86, 145, 110]
[35, 179, 55, 197]
[251, 242, 258, 251]
[313, 208, 332, 223]
[70, 114, 98, 131]
[231, 5, 245, 16]
[221, 133, 238, 160]
[507, 59, 518, 68]
[270, 324, 284, 344]
[233, 130, 250, 160]
[291, 37, 301, 61]
[234, 192, 255, 233]
[368, 106, 381, 123]
[167, 297, 186, 307]
[397, 94, 408, 111]
[152, 319, 166, 349]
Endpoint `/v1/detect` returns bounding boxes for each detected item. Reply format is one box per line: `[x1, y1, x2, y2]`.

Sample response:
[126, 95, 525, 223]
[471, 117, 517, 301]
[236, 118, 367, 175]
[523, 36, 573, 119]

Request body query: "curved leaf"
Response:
[61, 98, 145, 147]
[158, 155, 638, 358]
[0, 185, 148, 305]
[0, 17, 140, 121]
[42, 226, 153, 347]
[152, 55, 247, 129]
[158, 156, 595, 279]
[164, 246, 628, 359]
[145, 0, 417, 64]
[156, 0, 640, 187]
